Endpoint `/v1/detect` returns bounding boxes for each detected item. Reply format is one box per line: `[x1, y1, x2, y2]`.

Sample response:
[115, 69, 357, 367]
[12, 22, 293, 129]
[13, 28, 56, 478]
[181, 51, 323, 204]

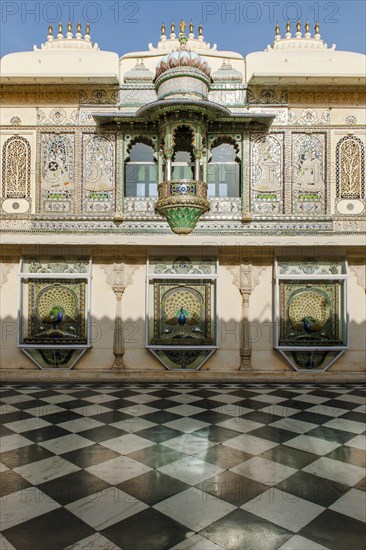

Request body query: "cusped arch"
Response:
[126, 135, 156, 161]
[208, 136, 241, 162]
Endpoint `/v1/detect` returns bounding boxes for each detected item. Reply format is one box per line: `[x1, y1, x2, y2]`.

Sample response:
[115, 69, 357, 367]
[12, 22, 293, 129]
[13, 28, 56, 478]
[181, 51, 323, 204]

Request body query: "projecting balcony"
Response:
[155, 179, 210, 235]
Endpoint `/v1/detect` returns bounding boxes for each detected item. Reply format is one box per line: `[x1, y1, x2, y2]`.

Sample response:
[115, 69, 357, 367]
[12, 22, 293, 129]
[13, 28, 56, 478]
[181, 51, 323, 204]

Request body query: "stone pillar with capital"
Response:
[111, 264, 126, 371]
[239, 263, 253, 370]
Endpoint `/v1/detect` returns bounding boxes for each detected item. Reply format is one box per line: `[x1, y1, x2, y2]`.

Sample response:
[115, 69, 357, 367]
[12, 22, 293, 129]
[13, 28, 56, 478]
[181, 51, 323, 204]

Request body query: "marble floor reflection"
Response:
[1, 383, 365, 549]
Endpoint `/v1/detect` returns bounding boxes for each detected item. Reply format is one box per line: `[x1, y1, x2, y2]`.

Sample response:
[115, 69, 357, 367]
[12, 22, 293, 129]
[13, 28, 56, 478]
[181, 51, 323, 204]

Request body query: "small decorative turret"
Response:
[267, 19, 333, 51]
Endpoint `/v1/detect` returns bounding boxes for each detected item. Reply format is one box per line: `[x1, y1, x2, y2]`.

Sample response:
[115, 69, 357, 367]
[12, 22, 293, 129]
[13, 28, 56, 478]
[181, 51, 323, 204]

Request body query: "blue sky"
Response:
[1, 1, 365, 57]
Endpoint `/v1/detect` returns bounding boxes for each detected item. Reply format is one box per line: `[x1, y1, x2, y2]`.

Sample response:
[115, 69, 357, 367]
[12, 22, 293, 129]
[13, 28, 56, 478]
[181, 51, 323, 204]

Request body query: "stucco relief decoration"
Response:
[336, 136, 365, 199]
[41, 134, 74, 213]
[251, 134, 283, 214]
[83, 135, 115, 212]
[2, 136, 31, 198]
[292, 134, 325, 214]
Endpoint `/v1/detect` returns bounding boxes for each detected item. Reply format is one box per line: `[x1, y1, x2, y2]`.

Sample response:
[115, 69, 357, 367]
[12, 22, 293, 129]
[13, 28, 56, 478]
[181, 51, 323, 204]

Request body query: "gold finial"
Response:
[48, 24, 53, 36]
[275, 22, 280, 36]
[189, 20, 194, 34]
[296, 20, 301, 32]
[58, 21, 63, 34]
[180, 19, 186, 34]
[198, 23, 203, 36]
[315, 21, 320, 34]
[67, 21, 72, 33]
[286, 21, 290, 33]
[161, 22, 166, 35]
[171, 21, 175, 33]
[305, 20, 310, 33]
[86, 22, 90, 35]
[77, 21, 81, 34]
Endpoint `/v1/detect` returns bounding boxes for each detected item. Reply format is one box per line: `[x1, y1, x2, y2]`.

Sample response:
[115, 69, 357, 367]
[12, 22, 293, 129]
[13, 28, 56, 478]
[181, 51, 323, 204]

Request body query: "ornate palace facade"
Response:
[0, 20, 365, 381]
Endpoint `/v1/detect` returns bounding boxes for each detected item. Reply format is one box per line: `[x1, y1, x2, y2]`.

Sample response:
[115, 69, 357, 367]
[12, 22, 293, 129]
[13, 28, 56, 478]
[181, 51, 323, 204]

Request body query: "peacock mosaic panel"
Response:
[40, 133, 75, 213]
[147, 256, 217, 369]
[250, 133, 284, 214]
[82, 134, 116, 213]
[24, 280, 87, 346]
[151, 281, 215, 347]
[279, 281, 343, 350]
[292, 133, 326, 215]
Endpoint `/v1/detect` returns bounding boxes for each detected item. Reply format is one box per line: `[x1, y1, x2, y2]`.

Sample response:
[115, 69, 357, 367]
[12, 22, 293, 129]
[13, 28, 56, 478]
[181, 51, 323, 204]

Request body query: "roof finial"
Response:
[189, 20, 194, 35]
[296, 20, 301, 32]
[285, 20, 291, 37]
[305, 20, 310, 37]
[179, 19, 186, 35]
[58, 21, 63, 37]
[67, 21, 72, 33]
[85, 22, 91, 41]
[76, 21, 82, 38]
[170, 21, 175, 37]
[198, 22, 203, 40]
[48, 24, 53, 37]
[315, 21, 320, 37]
[275, 22, 280, 36]
[161, 22, 166, 36]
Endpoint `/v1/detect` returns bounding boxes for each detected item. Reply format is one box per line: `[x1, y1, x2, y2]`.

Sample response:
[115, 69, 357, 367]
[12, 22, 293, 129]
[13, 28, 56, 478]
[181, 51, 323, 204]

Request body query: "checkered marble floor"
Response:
[1, 383, 365, 550]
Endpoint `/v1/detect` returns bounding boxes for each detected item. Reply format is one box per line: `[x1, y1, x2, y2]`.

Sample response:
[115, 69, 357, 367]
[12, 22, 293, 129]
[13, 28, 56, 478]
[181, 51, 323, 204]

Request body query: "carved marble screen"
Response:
[19, 259, 91, 369]
[147, 256, 218, 370]
[2, 136, 31, 198]
[251, 133, 283, 214]
[40, 133, 75, 213]
[82, 134, 116, 212]
[292, 133, 326, 215]
[336, 136, 365, 199]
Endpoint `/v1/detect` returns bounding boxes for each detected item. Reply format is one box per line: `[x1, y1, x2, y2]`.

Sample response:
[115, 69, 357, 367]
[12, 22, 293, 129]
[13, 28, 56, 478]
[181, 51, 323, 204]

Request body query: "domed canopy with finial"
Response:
[155, 42, 211, 80]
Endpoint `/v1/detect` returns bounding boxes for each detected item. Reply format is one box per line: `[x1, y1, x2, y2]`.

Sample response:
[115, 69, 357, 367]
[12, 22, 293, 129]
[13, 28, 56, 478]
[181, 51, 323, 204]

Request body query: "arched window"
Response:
[208, 140, 240, 197]
[125, 140, 157, 197]
[2, 136, 31, 198]
[336, 136, 365, 199]
[172, 126, 195, 180]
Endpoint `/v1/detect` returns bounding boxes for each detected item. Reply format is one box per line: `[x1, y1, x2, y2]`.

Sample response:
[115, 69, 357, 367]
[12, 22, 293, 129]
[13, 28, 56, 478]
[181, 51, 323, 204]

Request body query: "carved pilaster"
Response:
[110, 264, 126, 371]
[239, 263, 253, 370]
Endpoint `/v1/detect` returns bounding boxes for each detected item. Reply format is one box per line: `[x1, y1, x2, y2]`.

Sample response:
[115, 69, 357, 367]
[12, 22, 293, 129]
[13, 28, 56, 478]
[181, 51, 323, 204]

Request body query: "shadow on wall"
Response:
[1, 313, 365, 378]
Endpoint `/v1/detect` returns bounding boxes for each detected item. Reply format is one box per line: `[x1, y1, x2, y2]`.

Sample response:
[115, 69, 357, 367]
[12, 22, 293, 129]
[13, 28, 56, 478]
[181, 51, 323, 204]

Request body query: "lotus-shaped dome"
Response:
[155, 49, 211, 79]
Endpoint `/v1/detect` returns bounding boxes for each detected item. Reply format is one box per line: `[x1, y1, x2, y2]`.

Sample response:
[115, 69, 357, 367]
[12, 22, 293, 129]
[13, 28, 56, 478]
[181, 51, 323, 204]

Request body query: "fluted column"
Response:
[239, 263, 252, 370]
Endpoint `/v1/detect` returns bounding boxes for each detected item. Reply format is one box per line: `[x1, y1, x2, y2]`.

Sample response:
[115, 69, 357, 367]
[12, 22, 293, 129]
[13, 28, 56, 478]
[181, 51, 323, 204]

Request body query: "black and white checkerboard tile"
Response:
[1, 384, 365, 550]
